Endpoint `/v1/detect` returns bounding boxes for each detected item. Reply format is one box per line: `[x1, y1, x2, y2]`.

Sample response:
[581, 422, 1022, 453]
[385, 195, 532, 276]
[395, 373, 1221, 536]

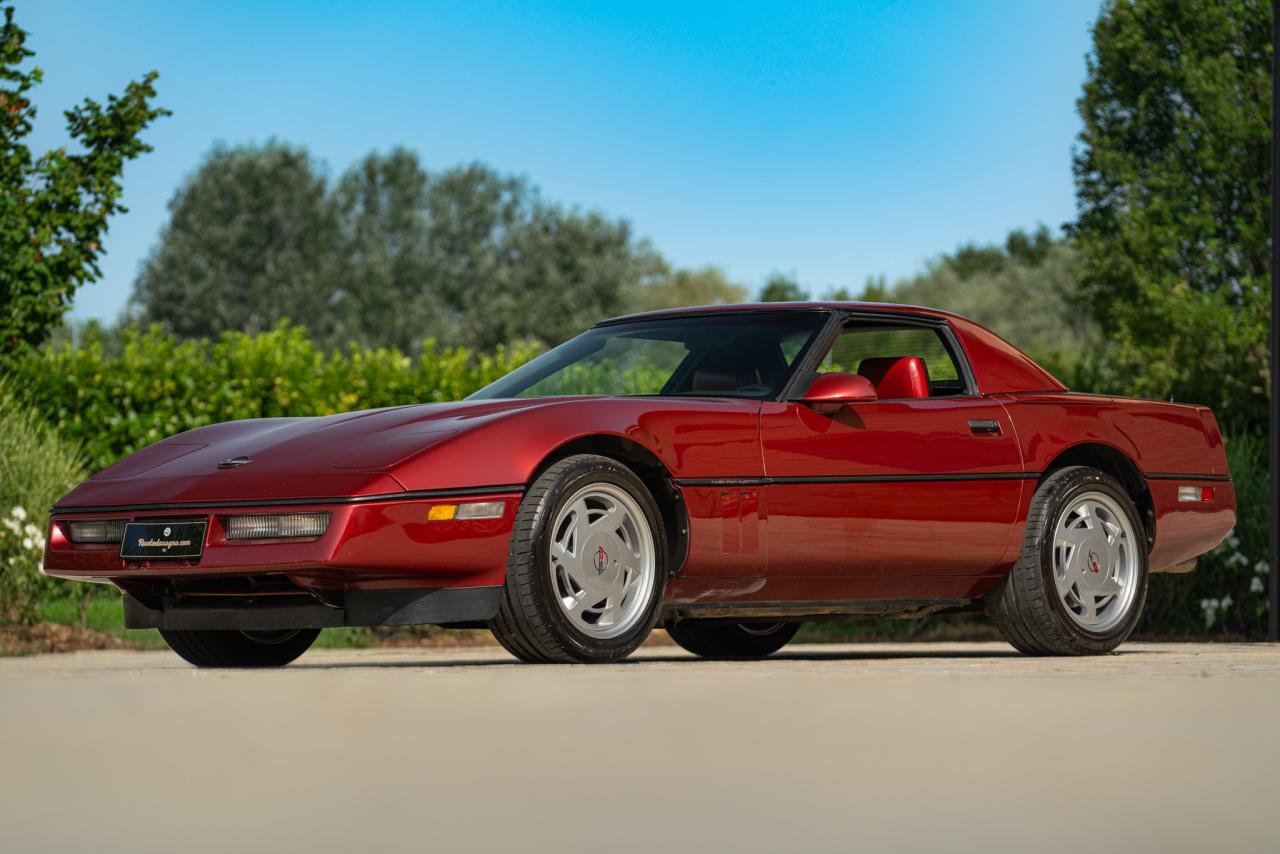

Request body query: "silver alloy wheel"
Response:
[548, 482, 656, 640]
[1051, 491, 1139, 632]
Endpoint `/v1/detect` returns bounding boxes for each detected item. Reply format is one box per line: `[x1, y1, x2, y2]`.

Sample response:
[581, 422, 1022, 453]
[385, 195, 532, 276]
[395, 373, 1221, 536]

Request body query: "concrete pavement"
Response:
[2, 642, 1277, 853]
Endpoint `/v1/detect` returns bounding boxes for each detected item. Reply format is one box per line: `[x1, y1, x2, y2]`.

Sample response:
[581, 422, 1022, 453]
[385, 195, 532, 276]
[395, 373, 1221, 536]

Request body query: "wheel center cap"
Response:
[582, 533, 621, 585]
[1079, 542, 1111, 590]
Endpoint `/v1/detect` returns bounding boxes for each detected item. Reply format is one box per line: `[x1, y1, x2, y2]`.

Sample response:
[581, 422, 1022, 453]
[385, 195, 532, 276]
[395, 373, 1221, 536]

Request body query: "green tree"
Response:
[0, 5, 167, 358]
[463, 204, 662, 349]
[627, 264, 748, 312]
[888, 229, 1087, 351]
[331, 147, 435, 351]
[130, 142, 341, 342]
[1070, 0, 1270, 427]
[759, 273, 808, 302]
[131, 149, 669, 351]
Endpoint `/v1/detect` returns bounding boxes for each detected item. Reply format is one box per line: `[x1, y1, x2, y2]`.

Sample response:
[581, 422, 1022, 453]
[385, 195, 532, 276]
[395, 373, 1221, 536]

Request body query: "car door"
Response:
[759, 318, 1026, 600]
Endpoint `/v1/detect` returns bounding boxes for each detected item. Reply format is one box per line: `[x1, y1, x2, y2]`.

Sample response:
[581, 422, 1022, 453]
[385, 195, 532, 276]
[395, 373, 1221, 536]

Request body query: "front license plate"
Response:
[120, 521, 207, 561]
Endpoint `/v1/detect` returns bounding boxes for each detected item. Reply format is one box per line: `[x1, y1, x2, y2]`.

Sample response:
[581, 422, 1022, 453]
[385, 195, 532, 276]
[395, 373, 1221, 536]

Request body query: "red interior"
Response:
[857, 356, 931, 399]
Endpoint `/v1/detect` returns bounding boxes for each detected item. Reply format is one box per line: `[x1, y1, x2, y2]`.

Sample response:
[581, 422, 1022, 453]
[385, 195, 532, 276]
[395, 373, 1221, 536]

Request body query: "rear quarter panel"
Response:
[1002, 392, 1235, 570]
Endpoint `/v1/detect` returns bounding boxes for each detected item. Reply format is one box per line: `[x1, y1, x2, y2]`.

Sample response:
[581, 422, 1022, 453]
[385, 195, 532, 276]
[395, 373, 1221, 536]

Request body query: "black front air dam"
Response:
[122, 586, 503, 631]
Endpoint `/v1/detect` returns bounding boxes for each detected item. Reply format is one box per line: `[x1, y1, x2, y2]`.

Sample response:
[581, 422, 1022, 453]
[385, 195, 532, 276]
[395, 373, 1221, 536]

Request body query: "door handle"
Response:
[969, 419, 1001, 436]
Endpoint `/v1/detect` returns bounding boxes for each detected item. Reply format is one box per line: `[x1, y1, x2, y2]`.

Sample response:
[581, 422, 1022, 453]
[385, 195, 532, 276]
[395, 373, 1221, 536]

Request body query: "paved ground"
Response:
[2, 642, 1278, 853]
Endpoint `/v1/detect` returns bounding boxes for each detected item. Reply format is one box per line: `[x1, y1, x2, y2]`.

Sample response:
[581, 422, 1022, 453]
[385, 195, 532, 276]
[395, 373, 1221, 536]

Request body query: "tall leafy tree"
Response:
[0, 5, 167, 357]
[475, 206, 663, 348]
[885, 230, 1091, 367]
[133, 148, 678, 350]
[758, 273, 808, 302]
[1070, 0, 1271, 427]
[131, 142, 340, 341]
[627, 264, 747, 312]
[331, 148, 435, 350]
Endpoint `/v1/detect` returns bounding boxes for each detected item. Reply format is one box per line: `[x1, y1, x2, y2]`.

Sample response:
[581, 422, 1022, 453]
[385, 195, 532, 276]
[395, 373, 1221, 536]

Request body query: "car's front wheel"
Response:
[666, 620, 801, 659]
[986, 465, 1148, 655]
[159, 628, 320, 667]
[489, 454, 668, 663]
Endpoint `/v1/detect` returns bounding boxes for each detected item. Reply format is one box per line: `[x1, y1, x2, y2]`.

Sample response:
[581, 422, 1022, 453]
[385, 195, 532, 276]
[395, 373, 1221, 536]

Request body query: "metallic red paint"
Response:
[801, 371, 878, 403]
[43, 303, 1237, 622]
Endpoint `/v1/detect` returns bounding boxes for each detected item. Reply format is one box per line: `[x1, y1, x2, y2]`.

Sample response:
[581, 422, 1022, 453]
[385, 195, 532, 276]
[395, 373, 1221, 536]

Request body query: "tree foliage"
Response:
[854, 227, 1092, 382]
[758, 273, 808, 302]
[887, 227, 1091, 364]
[132, 142, 339, 340]
[0, 5, 167, 358]
[130, 145, 737, 351]
[1070, 0, 1271, 427]
[628, 264, 747, 312]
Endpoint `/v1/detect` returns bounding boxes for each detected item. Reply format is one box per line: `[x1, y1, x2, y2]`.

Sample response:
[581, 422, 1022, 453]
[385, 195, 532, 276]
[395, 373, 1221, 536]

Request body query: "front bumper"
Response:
[43, 488, 523, 592]
[123, 585, 503, 630]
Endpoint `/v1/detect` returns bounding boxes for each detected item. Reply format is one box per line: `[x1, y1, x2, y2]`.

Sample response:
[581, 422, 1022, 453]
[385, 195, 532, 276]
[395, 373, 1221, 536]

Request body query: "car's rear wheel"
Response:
[489, 454, 668, 663]
[159, 628, 320, 667]
[986, 465, 1147, 655]
[666, 620, 801, 659]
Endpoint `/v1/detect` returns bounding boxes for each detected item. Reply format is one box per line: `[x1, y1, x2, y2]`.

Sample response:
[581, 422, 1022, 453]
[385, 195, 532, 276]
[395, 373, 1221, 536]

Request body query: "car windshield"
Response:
[468, 312, 829, 400]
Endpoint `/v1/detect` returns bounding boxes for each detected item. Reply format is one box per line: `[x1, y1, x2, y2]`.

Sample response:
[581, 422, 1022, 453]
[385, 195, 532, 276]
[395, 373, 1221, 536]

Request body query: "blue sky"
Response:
[21, 0, 1100, 322]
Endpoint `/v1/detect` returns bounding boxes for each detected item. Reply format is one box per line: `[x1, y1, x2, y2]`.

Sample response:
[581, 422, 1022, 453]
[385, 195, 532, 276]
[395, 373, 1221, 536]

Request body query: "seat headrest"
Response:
[857, 356, 930, 399]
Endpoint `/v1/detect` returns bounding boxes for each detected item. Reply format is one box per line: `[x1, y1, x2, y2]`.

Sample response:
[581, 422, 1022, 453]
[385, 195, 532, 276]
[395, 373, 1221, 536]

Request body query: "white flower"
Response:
[1255, 561, 1270, 576]
[21, 538, 32, 551]
[1226, 534, 1240, 549]
[1251, 576, 1265, 593]
[1201, 598, 1219, 628]
[2, 518, 19, 534]
[10, 506, 26, 521]
[1221, 595, 1233, 610]
[1228, 553, 1249, 567]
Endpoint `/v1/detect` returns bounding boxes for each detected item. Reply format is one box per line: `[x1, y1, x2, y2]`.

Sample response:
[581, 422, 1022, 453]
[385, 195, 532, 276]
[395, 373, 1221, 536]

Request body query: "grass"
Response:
[39, 594, 385, 650]
[39, 596, 168, 649]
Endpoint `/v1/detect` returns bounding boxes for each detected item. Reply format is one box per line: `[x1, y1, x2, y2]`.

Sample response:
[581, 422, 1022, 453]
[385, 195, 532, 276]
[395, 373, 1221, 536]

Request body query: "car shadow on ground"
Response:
[289, 645, 1039, 670]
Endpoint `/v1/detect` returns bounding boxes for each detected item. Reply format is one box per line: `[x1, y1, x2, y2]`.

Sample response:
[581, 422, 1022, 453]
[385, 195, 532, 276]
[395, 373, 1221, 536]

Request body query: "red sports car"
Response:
[44, 303, 1234, 666]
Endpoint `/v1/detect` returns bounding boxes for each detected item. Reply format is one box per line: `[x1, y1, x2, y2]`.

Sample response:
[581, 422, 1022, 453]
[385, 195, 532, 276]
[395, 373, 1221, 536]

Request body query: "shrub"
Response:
[9, 323, 542, 474]
[1140, 431, 1268, 638]
[0, 379, 86, 623]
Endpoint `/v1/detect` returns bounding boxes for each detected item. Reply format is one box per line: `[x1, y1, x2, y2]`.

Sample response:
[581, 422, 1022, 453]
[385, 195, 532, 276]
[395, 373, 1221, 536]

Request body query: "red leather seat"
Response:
[857, 356, 931, 399]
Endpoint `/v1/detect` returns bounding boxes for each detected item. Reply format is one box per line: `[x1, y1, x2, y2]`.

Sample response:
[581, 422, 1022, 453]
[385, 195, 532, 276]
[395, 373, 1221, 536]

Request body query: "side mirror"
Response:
[801, 372, 878, 406]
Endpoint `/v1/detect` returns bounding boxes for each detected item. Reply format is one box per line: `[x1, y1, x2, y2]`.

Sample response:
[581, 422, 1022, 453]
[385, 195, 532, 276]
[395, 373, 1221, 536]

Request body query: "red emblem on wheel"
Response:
[594, 546, 608, 572]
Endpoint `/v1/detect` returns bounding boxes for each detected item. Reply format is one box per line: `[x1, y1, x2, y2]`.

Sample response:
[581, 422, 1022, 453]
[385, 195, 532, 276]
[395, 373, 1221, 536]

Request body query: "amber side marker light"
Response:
[428, 502, 505, 521]
[1178, 486, 1216, 503]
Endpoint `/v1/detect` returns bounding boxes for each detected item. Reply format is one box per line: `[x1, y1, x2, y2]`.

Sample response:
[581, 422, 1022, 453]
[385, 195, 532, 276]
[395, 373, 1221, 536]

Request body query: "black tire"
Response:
[985, 466, 1148, 656]
[159, 628, 320, 667]
[488, 454, 669, 664]
[666, 620, 801, 659]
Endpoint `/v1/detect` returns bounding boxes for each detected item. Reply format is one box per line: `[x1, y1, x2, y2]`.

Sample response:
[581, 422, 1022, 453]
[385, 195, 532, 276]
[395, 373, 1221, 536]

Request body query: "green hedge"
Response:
[1140, 432, 1268, 638]
[10, 323, 541, 474]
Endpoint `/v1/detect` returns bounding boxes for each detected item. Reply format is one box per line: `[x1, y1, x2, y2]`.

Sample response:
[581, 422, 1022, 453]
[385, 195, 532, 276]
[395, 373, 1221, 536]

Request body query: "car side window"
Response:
[817, 324, 966, 398]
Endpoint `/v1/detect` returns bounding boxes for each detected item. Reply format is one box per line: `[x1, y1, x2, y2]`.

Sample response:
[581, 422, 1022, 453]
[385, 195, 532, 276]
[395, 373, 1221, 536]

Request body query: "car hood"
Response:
[55, 398, 584, 509]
